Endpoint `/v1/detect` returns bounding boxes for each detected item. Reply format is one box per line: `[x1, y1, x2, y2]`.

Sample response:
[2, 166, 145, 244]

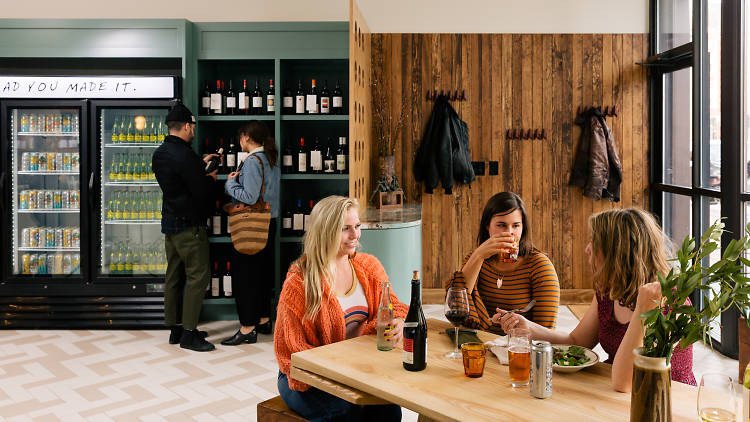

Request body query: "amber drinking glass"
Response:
[500, 234, 519, 263]
[508, 328, 531, 387]
[461, 342, 486, 378]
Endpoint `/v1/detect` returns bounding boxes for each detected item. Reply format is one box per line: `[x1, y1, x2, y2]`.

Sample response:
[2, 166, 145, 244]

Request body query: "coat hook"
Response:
[533, 129, 539, 139]
[454, 90, 460, 100]
[541, 129, 546, 139]
[524, 129, 532, 139]
[461, 90, 466, 101]
[506, 129, 511, 140]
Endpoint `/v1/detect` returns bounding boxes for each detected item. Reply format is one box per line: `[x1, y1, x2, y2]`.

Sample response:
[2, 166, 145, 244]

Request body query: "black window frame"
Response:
[649, 0, 745, 359]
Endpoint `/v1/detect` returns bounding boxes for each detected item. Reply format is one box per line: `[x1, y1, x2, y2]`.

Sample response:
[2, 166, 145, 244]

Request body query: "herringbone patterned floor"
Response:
[0, 306, 739, 421]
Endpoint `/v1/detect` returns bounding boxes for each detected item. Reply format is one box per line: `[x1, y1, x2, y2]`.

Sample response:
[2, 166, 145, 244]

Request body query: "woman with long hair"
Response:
[498, 208, 696, 390]
[447, 192, 561, 332]
[220, 121, 280, 345]
[274, 196, 406, 421]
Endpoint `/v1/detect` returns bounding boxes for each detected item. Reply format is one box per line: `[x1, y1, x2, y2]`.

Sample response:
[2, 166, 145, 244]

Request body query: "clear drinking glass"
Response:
[444, 287, 469, 359]
[697, 373, 737, 422]
[508, 328, 531, 387]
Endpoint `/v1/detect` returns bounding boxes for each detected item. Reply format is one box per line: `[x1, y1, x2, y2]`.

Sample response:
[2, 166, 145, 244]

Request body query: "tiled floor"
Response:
[0, 305, 740, 421]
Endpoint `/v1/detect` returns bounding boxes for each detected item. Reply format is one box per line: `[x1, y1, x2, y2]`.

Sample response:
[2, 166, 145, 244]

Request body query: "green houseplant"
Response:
[630, 220, 750, 422]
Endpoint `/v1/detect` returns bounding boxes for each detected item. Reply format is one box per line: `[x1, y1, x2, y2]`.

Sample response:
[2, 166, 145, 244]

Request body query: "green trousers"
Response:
[164, 226, 210, 330]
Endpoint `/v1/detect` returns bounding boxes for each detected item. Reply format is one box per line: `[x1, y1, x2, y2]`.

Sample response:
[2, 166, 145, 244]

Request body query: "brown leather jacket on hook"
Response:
[570, 108, 622, 202]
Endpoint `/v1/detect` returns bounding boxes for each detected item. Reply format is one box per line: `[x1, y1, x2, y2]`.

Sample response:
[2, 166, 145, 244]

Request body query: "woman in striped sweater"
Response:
[447, 192, 561, 332]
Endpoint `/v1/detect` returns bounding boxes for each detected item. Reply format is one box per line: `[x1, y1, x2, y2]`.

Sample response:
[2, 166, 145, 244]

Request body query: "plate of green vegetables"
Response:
[551, 345, 598, 373]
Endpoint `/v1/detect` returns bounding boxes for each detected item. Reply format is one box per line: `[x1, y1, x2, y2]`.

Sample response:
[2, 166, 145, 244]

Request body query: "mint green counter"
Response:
[358, 205, 422, 303]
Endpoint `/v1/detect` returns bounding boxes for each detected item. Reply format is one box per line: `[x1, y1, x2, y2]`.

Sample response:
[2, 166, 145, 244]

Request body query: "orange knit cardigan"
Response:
[274, 252, 409, 391]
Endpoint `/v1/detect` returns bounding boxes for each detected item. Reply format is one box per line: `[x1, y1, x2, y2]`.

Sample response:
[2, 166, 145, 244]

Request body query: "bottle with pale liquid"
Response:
[376, 281, 394, 351]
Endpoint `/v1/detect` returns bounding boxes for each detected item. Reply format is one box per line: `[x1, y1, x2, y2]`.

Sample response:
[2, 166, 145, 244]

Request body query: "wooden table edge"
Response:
[289, 366, 391, 405]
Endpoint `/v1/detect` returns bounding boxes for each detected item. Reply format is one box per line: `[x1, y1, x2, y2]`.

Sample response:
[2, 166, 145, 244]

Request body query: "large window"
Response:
[651, 0, 745, 358]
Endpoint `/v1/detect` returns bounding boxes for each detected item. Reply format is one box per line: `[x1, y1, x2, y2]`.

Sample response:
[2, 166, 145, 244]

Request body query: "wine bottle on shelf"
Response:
[295, 80, 306, 114]
[336, 136, 348, 174]
[282, 87, 294, 114]
[319, 80, 331, 114]
[226, 140, 238, 172]
[403, 270, 427, 372]
[309, 137, 323, 173]
[211, 261, 220, 297]
[225, 80, 237, 115]
[296, 138, 307, 173]
[201, 81, 212, 115]
[323, 137, 336, 173]
[332, 79, 344, 115]
[266, 79, 276, 114]
[210, 80, 223, 115]
[306, 79, 319, 114]
[281, 146, 294, 174]
[252, 79, 264, 115]
[282, 208, 293, 237]
[304, 200, 314, 232]
[238, 79, 250, 115]
[223, 261, 233, 297]
[292, 199, 305, 237]
[212, 201, 223, 236]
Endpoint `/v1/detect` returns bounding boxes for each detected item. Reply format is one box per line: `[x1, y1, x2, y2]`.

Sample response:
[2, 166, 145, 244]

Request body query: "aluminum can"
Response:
[46, 254, 55, 274]
[63, 228, 73, 248]
[70, 190, 79, 209]
[36, 115, 44, 133]
[28, 113, 37, 132]
[29, 227, 40, 248]
[54, 254, 63, 274]
[71, 153, 79, 172]
[530, 340, 553, 399]
[19, 190, 28, 209]
[71, 228, 80, 248]
[47, 152, 56, 171]
[55, 153, 63, 171]
[71, 254, 80, 274]
[46, 114, 53, 132]
[29, 254, 38, 274]
[29, 152, 38, 171]
[55, 228, 63, 247]
[37, 253, 47, 274]
[45, 228, 55, 248]
[54, 115, 61, 133]
[62, 254, 72, 275]
[44, 190, 53, 209]
[26, 190, 36, 209]
[38, 152, 47, 171]
[21, 228, 30, 247]
[21, 254, 31, 274]
[61, 190, 70, 209]
[62, 153, 71, 171]
[53, 190, 62, 209]
[21, 153, 30, 171]
[37, 190, 45, 209]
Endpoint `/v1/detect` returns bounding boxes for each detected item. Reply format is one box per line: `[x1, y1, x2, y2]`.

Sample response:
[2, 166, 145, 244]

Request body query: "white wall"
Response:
[1, 0, 648, 33]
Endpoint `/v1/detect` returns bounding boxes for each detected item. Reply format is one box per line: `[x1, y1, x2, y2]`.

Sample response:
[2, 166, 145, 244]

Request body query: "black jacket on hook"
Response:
[414, 95, 475, 194]
[570, 107, 622, 202]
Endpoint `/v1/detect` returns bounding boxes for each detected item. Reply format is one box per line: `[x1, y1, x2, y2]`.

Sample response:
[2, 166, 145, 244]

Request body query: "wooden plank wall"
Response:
[370, 34, 649, 289]
[349, 0, 373, 207]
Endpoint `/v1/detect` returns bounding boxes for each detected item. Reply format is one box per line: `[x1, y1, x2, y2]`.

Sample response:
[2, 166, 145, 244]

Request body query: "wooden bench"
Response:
[257, 396, 307, 422]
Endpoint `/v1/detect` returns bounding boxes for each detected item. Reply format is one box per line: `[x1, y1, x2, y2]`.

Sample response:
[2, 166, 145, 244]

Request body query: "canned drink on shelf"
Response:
[71, 153, 79, 172]
[53, 190, 62, 209]
[63, 228, 73, 248]
[61, 190, 70, 209]
[21, 254, 31, 274]
[55, 228, 63, 247]
[71, 228, 80, 248]
[47, 152, 56, 172]
[21, 153, 30, 171]
[37, 190, 45, 209]
[71, 254, 80, 274]
[62, 153, 71, 171]
[38, 151, 47, 170]
[70, 190, 79, 209]
[54, 115, 62, 133]
[36, 115, 44, 133]
[29, 254, 38, 274]
[26, 190, 35, 209]
[29, 227, 40, 248]
[62, 254, 72, 275]
[21, 228, 30, 247]
[20, 113, 29, 132]
[29, 152, 38, 171]
[54, 253, 63, 274]
[55, 153, 63, 171]
[19, 190, 28, 209]
[46, 254, 55, 274]
[28, 114, 37, 132]
[45, 228, 55, 248]
[37, 253, 47, 274]
[44, 190, 53, 209]
[47, 114, 55, 133]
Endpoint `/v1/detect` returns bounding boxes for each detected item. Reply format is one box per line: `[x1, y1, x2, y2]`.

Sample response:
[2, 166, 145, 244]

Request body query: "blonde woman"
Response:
[498, 208, 696, 391]
[274, 196, 407, 421]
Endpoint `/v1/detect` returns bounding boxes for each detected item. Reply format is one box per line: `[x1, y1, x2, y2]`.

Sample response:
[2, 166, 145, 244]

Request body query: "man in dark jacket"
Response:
[152, 103, 217, 352]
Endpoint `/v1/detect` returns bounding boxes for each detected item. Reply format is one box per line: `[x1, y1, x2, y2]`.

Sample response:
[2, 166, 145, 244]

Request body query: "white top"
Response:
[337, 261, 369, 339]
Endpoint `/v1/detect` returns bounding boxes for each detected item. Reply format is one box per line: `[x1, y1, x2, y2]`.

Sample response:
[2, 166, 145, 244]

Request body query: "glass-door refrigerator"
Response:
[1, 101, 89, 289]
[89, 101, 175, 287]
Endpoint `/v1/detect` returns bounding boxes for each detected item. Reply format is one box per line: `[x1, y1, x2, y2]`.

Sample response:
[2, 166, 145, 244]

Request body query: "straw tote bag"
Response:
[228, 154, 271, 255]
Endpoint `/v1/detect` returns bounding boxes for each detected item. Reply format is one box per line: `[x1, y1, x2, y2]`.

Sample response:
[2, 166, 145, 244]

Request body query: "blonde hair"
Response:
[292, 196, 359, 321]
[589, 208, 672, 309]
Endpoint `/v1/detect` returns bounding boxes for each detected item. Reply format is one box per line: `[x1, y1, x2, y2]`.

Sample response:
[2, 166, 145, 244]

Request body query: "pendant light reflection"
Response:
[134, 115, 147, 131]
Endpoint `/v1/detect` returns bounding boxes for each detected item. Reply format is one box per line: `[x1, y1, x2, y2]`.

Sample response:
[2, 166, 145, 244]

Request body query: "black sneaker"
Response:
[179, 329, 215, 352]
[168, 326, 208, 344]
[256, 320, 273, 335]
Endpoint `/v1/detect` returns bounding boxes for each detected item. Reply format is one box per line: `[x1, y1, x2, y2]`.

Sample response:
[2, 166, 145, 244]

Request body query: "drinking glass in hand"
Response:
[508, 328, 531, 387]
[444, 287, 469, 359]
[501, 234, 519, 263]
[697, 373, 736, 422]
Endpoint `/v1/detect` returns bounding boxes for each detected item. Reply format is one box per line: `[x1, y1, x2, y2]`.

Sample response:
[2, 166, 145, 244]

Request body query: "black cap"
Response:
[165, 103, 196, 124]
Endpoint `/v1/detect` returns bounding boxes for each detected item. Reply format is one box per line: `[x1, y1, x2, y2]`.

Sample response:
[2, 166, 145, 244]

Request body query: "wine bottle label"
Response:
[201, 97, 211, 108]
[402, 338, 414, 364]
[324, 159, 335, 173]
[295, 96, 305, 113]
[282, 217, 292, 229]
[337, 155, 347, 171]
[310, 151, 322, 171]
[333, 96, 343, 107]
[210, 93, 222, 111]
[212, 216, 221, 235]
[253, 97, 263, 108]
[293, 213, 304, 230]
[304, 214, 311, 231]
[306, 95, 318, 113]
[238, 93, 247, 109]
[226, 97, 236, 108]
[320, 97, 330, 113]
[283, 155, 293, 166]
[267, 95, 275, 111]
[298, 154, 307, 172]
[223, 275, 232, 296]
[227, 154, 236, 168]
[283, 97, 294, 108]
[211, 277, 219, 296]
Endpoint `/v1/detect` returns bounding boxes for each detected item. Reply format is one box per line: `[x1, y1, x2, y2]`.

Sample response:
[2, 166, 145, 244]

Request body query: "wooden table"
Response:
[290, 319, 702, 422]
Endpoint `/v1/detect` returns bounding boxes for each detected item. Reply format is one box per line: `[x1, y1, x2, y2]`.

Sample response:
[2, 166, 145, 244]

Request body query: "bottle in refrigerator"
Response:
[134, 120, 143, 142]
[112, 117, 120, 142]
[149, 120, 158, 142]
[126, 119, 134, 142]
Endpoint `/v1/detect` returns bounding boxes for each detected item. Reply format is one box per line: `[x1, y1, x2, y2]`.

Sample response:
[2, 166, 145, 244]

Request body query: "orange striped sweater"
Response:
[274, 253, 409, 391]
[448, 250, 560, 331]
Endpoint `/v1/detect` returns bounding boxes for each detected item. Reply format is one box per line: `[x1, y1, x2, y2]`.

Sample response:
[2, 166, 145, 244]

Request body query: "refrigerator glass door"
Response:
[11, 108, 82, 276]
[99, 108, 168, 277]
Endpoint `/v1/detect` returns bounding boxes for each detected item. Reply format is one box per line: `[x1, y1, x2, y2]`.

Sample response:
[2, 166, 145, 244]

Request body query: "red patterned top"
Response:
[596, 291, 696, 386]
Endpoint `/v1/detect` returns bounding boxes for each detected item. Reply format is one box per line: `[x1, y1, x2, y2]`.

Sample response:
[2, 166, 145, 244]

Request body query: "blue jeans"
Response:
[277, 371, 402, 422]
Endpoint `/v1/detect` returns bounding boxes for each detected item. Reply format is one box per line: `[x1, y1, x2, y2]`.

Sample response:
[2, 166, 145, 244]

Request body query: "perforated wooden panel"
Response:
[349, 0, 372, 206]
